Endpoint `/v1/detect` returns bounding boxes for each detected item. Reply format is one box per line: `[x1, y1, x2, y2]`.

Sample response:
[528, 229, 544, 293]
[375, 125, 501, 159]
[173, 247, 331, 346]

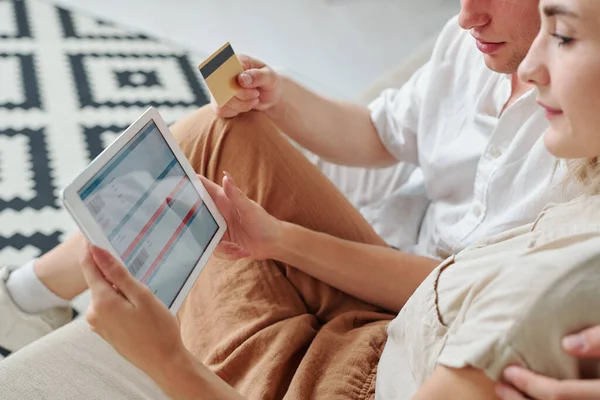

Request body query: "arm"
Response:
[414, 366, 498, 400]
[213, 55, 397, 168]
[272, 221, 440, 312]
[431, 249, 600, 400]
[264, 76, 395, 168]
[201, 174, 440, 313]
[153, 351, 243, 400]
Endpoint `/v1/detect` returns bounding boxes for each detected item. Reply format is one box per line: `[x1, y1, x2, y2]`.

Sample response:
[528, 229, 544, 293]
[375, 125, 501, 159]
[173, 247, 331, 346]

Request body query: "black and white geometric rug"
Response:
[0, 0, 209, 267]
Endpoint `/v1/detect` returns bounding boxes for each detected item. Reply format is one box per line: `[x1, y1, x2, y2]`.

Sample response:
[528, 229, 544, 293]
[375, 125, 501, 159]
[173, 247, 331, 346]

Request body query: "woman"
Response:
[80, 0, 600, 398]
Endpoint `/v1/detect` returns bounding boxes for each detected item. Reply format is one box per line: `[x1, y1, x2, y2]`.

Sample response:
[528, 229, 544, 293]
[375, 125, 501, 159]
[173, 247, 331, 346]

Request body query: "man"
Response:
[0, 0, 594, 398]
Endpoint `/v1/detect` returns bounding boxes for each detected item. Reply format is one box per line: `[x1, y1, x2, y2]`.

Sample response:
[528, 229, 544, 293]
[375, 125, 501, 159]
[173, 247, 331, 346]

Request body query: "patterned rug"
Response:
[0, 0, 209, 267]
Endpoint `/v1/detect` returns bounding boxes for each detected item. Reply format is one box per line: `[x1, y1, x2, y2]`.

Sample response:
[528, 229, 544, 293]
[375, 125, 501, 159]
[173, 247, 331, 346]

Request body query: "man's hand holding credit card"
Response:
[198, 42, 283, 119]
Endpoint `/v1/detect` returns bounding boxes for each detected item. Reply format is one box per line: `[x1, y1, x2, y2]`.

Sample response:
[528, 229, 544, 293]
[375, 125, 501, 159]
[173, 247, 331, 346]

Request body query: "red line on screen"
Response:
[140, 199, 202, 284]
[122, 176, 187, 260]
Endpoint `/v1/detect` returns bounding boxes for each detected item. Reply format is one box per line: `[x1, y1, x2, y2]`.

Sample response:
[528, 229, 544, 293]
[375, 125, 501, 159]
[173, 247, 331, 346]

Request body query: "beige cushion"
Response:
[0, 320, 168, 399]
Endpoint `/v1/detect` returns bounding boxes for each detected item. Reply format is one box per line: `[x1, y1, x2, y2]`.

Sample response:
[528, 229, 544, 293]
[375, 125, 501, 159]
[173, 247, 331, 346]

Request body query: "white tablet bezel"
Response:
[61, 106, 227, 313]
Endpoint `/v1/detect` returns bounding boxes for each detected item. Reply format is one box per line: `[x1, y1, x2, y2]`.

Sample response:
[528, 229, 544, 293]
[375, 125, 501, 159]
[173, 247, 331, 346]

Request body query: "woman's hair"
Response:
[566, 157, 600, 195]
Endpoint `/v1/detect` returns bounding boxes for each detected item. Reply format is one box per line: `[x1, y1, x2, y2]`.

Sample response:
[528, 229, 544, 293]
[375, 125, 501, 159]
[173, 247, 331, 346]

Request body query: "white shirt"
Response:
[366, 16, 577, 259]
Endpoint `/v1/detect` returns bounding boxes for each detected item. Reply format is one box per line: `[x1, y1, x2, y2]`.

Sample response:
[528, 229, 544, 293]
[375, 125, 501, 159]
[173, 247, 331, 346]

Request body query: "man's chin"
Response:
[482, 55, 512, 74]
[481, 52, 522, 75]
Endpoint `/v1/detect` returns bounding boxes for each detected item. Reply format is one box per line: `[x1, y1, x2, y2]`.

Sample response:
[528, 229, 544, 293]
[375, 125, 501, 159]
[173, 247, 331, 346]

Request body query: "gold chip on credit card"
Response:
[198, 42, 244, 107]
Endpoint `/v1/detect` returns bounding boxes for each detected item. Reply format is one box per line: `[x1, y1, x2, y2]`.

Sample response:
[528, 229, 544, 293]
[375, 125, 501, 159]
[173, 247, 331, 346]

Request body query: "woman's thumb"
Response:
[90, 246, 138, 296]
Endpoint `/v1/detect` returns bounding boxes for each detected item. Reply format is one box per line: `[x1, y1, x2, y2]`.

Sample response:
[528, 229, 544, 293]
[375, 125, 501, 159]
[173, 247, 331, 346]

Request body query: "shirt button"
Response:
[490, 147, 502, 159]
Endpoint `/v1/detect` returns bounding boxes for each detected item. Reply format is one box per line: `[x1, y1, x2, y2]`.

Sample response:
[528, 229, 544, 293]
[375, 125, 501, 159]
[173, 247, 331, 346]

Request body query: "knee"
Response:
[170, 105, 217, 147]
[173, 105, 283, 171]
[221, 110, 278, 144]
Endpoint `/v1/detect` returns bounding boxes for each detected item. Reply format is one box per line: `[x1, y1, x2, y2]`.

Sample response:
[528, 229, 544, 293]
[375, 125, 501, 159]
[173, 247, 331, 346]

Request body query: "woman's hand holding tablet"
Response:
[61, 107, 227, 313]
[198, 172, 282, 262]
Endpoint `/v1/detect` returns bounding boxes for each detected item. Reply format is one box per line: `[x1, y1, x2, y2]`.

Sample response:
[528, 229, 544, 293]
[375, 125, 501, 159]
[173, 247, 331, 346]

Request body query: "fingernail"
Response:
[240, 73, 252, 86]
[91, 246, 112, 265]
[226, 242, 241, 250]
[503, 366, 521, 380]
[563, 334, 587, 352]
[223, 171, 235, 184]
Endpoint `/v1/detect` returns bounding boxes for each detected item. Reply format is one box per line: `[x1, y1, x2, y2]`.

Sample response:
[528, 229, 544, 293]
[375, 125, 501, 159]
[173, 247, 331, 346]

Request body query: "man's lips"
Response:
[475, 39, 506, 54]
[538, 101, 564, 119]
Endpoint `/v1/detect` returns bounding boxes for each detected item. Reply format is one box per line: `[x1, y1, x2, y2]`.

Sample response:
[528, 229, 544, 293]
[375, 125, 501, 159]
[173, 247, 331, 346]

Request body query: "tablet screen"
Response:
[78, 121, 219, 307]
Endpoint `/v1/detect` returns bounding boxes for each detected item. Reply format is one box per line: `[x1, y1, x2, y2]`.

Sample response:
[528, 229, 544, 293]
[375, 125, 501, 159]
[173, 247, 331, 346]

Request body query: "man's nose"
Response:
[458, 0, 492, 31]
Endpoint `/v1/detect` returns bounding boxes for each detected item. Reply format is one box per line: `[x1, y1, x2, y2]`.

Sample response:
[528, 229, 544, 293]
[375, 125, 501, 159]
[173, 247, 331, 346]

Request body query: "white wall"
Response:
[49, 0, 459, 98]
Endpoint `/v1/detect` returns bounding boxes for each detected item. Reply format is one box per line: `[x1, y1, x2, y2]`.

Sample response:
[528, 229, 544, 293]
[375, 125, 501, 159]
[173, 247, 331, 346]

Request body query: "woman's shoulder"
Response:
[437, 235, 600, 382]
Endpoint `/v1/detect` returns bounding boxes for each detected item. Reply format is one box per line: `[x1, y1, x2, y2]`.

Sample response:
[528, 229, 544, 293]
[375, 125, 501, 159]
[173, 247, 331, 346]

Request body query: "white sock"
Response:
[5, 260, 71, 314]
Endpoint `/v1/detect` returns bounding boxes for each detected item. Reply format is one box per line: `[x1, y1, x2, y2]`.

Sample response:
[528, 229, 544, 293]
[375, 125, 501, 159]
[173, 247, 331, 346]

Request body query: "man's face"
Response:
[458, 0, 541, 74]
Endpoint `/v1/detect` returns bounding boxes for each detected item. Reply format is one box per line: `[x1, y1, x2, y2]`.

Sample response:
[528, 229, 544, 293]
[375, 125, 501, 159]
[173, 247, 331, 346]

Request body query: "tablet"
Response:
[61, 107, 227, 313]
